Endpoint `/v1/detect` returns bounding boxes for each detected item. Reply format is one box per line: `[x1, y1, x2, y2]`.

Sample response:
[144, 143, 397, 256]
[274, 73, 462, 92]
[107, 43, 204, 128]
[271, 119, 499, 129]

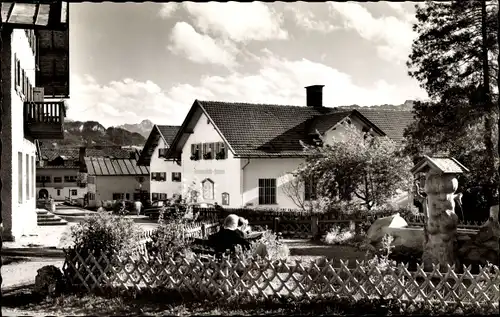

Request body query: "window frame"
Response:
[152, 192, 159, 201]
[221, 192, 230, 206]
[258, 178, 277, 205]
[71, 189, 78, 196]
[171, 172, 181, 182]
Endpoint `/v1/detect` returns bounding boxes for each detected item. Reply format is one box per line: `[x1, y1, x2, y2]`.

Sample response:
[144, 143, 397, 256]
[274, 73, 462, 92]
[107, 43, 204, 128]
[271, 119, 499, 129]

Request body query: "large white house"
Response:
[0, 2, 69, 241]
[165, 85, 414, 209]
[137, 125, 182, 201]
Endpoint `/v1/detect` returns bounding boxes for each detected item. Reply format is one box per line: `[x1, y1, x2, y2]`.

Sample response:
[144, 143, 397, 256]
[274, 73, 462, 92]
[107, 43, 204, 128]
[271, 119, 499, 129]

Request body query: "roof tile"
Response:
[196, 101, 414, 157]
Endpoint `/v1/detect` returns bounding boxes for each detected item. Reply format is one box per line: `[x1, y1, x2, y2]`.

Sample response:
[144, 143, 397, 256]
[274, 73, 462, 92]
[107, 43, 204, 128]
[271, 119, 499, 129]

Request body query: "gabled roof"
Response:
[167, 100, 414, 159]
[411, 156, 469, 175]
[137, 125, 181, 165]
[39, 146, 134, 161]
[355, 109, 414, 143]
[84, 157, 149, 176]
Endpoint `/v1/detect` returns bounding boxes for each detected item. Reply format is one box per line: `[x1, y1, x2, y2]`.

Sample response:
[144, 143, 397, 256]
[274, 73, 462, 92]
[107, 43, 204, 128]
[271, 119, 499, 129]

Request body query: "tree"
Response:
[406, 0, 499, 206]
[296, 124, 412, 211]
[281, 173, 310, 212]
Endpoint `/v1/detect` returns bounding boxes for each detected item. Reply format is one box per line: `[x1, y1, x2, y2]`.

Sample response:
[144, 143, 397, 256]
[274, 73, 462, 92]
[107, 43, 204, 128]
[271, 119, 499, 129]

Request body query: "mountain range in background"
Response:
[40, 120, 148, 149]
[55, 101, 415, 148]
[117, 119, 154, 138]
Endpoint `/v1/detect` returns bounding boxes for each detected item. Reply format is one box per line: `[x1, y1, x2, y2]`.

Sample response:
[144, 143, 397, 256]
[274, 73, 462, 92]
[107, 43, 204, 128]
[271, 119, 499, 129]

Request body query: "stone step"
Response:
[37, 214, 55, 219]
[38, 219, 67, 226]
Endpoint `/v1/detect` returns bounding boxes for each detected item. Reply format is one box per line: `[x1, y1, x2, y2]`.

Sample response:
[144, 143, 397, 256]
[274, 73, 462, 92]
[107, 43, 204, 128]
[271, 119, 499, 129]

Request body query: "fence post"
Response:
[273, 217, 280, 234]
[201, 223, 206, 239]
[311, 215, 319, 239]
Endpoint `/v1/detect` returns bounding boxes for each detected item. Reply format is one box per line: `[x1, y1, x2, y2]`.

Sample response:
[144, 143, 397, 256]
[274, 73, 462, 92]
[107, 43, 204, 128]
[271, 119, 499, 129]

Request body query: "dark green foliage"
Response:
[34, 265, 65, 297]
[404, 0, 499, 213]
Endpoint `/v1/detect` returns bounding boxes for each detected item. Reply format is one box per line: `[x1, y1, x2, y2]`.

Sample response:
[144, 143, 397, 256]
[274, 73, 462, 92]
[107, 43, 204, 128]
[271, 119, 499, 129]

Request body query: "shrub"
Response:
[34, 265, 65, 297]
[69, 212, 140, 258]
[324, 226, 355, 245]
[146, 204, 193, 260]
[146, 221, 193, 260]
[236, 230, 290, 263]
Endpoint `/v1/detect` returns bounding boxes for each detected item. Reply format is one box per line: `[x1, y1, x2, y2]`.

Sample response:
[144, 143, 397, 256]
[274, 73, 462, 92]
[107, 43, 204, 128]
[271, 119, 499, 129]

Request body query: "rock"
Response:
[367, 213, 408, 244]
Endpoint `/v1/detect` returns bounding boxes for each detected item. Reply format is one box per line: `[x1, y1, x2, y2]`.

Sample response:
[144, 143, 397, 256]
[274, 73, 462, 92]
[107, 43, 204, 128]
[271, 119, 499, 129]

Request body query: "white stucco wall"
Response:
[1, 30, 38, 239]
[36, 168, 87, 200]
[181, 112, 242, 207]
[242, 158, 305, 209]
[150, 137, 182, 200]
[93, 175, 151, 203]
[323, 115, 382, 144]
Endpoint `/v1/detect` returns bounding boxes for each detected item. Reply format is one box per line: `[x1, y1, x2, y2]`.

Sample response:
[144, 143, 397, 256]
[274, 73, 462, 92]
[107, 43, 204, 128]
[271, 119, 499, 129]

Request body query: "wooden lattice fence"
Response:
[62, 248, 500, 308]
[133, 221, 220, 256]
[197, 208, 486, 239]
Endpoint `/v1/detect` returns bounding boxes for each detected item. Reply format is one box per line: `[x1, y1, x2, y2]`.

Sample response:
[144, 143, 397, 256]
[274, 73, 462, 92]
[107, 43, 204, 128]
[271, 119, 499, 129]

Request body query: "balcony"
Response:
[24, 101, 65, 139]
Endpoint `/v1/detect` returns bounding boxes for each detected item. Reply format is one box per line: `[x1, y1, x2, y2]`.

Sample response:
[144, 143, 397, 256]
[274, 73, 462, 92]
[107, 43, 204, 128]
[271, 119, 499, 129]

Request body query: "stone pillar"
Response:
[422, 172, 460, 271]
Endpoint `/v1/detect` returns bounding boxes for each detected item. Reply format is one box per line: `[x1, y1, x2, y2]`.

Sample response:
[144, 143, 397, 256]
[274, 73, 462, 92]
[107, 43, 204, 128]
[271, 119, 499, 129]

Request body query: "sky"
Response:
[67, 1, 428, 128]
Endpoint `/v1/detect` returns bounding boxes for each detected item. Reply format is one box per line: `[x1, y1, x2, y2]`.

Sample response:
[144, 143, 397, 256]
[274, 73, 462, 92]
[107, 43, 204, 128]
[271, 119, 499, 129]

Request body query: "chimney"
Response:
[305, 85, 324, 108]
[79, 147, 86, 172]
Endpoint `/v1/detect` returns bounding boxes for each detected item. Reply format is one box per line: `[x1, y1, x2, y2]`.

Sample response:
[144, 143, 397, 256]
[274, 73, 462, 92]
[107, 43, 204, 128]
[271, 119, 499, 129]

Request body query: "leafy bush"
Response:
[146, 221, 193, 260]
[34, 265, 65, 297]
[236, 230, 290, 263]
[323, 226, 356, 245]
[146, 203, 194, 260]
[69, 212, 140, 258]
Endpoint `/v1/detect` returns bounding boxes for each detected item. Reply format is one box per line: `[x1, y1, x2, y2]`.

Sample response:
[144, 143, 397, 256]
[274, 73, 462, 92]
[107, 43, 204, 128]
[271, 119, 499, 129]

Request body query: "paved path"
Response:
[1, 257, 64, 292]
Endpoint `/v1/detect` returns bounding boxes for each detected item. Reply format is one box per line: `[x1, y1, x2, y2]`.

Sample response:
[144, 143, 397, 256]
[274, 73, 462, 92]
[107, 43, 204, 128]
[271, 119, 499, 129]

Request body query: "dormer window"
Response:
[158, 148, 168, 158]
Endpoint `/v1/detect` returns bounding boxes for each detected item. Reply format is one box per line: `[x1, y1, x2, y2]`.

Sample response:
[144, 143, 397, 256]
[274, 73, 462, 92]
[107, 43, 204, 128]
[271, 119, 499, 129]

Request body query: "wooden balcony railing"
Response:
[24, 101, 65, 139]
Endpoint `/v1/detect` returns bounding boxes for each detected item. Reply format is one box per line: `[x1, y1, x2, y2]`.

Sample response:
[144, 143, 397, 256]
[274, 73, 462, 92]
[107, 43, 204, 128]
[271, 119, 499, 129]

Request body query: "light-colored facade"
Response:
[150, 137, 182, 201]
[181, 112, 242, 206]
[91, 176, 151, 207]
[180, 113, 380, 209]
[36, 167, 87, 201]
[0, 29, 39, 240]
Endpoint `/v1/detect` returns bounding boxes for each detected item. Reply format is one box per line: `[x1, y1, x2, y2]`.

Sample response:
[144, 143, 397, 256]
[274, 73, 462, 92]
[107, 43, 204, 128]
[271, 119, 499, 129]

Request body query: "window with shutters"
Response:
[202, 143, 214, 160]
[258, 179, 277, 205]
[112, 193, 124, 200]
[158, 172, 166, 181]
[18, 152, 23, 203]
[215, 142, 227, 160]
[159, 193, 167, 200]
[151, 172, 157, 181]
[16, 58, 21, 89]
[64, 175, 77, 182]
[26, 154, 30, 200]
[190, 143, 201, 160]
[172, 172, 181, 182]
[152, 193, 159, 201]
[158, 148, 168, 158]
[71, 189, 78, 196]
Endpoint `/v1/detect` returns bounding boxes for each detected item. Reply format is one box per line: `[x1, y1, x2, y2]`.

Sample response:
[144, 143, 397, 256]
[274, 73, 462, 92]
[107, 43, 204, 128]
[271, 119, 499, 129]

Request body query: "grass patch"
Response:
[3, 286, 497, 316]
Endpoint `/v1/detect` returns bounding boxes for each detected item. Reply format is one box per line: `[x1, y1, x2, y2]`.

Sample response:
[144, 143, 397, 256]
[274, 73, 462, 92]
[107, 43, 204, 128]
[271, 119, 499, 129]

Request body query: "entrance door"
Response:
[38, 189, 49, 199]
